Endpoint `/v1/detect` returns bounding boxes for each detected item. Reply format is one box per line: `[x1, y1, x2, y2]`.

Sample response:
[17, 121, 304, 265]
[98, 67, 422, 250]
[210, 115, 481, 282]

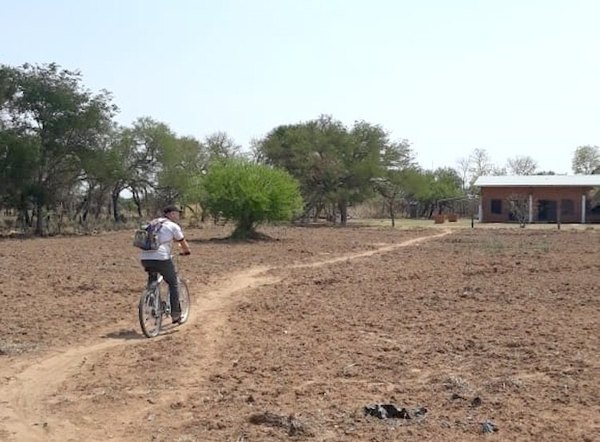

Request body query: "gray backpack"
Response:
[133, 219, 164, 250]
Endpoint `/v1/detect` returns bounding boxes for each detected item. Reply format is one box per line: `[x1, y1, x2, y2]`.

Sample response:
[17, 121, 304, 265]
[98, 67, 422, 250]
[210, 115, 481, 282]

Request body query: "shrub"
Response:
[202, 159, 303, 239]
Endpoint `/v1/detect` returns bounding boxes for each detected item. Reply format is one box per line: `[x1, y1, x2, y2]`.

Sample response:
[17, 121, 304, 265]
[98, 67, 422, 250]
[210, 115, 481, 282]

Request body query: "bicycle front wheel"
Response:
[177, 277, 191, 324]
[139, 287, 162, 338]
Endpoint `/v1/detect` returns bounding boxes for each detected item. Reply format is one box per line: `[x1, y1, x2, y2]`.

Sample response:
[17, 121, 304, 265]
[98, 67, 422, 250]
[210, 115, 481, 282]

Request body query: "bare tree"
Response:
[492, 165, 508, 176]
[506, 193, 529, 227]
[506, 155, 538, 175]
[572, 145, 600, 174]
[204, 131, 242, 161]
[456, 157, 471, 191]
[468, 148, 494, 185]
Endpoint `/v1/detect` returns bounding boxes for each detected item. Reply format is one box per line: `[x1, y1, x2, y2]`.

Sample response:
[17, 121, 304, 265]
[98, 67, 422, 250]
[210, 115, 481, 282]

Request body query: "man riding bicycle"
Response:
[140, 205, 191, 323]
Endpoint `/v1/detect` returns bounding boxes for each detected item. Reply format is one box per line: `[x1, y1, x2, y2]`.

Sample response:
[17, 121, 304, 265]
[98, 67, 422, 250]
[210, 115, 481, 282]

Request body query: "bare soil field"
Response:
[0, 224, 598, 441]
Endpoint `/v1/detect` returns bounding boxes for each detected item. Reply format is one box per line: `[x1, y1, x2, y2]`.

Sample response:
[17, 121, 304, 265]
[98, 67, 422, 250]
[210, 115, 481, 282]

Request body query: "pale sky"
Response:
[2, 0, 599, 174]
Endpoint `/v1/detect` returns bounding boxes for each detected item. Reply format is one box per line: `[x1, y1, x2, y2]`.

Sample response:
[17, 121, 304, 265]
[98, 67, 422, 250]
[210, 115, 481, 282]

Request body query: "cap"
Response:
[163, 205, 182, 214]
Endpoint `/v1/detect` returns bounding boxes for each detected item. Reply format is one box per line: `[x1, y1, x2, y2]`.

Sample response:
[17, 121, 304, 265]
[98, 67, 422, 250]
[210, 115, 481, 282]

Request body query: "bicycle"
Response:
[138, 255, 191, 338]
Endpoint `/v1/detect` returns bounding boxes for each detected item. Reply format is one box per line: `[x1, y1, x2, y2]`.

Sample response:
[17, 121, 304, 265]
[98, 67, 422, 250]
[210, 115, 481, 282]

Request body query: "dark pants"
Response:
[141, 259, 181, 316]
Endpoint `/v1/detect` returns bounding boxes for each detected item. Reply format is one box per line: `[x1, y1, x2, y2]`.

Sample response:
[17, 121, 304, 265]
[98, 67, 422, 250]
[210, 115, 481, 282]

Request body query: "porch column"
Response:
[478, 200, 483, 222]
[581, 194, 586, 223]
[528, 194, 533, 223]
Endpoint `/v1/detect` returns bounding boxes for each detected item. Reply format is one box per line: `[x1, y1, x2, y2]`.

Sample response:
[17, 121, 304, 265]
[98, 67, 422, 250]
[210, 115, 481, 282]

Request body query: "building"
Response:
[474, 175, 600, 223]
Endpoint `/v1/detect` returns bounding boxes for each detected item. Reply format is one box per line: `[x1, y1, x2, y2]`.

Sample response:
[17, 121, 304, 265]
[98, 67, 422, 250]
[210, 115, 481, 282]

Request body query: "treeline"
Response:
[0, 64, 246, 235]
[1, 63, 598, 235]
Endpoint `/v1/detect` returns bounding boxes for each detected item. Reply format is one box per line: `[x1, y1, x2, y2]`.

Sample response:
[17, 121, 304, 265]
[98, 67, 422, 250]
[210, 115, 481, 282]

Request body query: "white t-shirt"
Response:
[140, 217, 185, 261]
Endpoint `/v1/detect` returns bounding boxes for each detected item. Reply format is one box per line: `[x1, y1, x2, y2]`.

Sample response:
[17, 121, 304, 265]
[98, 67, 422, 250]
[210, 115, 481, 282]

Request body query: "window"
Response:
[491, 199, 502, 214]
[561, 199, 574, 216]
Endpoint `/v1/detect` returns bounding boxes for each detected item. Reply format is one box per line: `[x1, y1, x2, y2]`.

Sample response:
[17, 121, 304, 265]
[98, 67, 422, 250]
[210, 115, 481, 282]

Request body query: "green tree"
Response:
[202, 159, 303, 239]
[253, 116, 348, 221]
[371, 138, 415, 226]
[159, 135, 206, 204]
[371, 170, 407, 227]
[572, 145, 600, 174]
[337, 121, 411, 224]
[0, 63, 115, 234]
[418, 168, 464, 217]
[0, 131, 39, 226]
[254, 115, 412, 225]
[103, 118, 179, 221]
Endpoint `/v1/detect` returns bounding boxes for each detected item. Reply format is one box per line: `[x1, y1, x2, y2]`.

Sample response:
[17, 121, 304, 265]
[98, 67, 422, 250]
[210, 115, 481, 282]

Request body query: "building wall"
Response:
[480, 186, 599, 223]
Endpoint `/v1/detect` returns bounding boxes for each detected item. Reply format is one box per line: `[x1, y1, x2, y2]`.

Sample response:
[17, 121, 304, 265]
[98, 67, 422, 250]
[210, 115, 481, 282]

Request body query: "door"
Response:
[538, 199, 557, 222]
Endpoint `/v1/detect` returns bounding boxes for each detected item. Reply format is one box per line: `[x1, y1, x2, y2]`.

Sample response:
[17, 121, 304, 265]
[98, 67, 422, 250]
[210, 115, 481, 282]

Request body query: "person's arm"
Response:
[170, 222, 190, 255]
[178, 238, 191, 255]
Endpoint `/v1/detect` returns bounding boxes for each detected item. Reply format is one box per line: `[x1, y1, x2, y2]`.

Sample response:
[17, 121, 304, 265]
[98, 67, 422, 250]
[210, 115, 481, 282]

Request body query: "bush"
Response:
[202, 159, 303, 239]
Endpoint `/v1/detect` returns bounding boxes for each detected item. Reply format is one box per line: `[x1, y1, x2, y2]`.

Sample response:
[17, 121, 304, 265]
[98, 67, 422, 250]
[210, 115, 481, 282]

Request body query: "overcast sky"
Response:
[2, 0, 599, 174]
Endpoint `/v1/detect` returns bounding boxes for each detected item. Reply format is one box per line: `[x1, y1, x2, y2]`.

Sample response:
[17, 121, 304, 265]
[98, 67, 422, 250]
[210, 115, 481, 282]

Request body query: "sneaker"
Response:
[171, 311, 182, 324]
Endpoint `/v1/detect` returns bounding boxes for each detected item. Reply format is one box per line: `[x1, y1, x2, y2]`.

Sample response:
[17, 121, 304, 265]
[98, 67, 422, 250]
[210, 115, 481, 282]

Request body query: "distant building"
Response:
[473, 175, 600, 223]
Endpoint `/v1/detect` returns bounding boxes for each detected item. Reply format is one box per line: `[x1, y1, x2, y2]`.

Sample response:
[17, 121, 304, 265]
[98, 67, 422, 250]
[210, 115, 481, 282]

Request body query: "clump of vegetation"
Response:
[201, 159, 303, 239]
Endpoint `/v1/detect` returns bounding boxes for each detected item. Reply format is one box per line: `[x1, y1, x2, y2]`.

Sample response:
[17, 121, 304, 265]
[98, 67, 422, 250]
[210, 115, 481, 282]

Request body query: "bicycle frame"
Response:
[139, 254, 190, 338]
[146, 274, 172, 317]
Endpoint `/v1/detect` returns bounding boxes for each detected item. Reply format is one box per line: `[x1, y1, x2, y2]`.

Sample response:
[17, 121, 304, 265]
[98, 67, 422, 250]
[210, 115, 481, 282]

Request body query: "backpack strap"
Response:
[151, 218, 170, 247]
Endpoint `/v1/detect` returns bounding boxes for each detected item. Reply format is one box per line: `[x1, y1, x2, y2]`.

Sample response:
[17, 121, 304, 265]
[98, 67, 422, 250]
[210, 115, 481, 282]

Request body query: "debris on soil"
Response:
[248, 411, 313, 437]
[470, 396, 483, 408]
[363, 404, 428, 420]
[480, 420, 498, 434]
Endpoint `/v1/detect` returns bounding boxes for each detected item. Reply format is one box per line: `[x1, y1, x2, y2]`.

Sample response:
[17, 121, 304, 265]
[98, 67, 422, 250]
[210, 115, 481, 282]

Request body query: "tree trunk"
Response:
[338, 200, 348, 226]
[313, 203, 323, 223]
[112, 190, 120, 222]
[131, 188, 143, 217]
[34, 201, 45, 236]
[18, 207, 31, 230]
[233, 215, 255, 239]
[389, 201, 395, 227]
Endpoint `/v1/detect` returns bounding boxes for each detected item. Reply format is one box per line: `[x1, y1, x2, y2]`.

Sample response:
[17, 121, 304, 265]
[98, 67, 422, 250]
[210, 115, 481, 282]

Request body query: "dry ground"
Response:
[0, 224, 598, 441]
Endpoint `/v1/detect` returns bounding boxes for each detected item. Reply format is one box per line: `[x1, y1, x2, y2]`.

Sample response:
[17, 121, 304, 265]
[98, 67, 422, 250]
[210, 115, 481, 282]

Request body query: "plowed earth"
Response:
[0, 224, 598, 441]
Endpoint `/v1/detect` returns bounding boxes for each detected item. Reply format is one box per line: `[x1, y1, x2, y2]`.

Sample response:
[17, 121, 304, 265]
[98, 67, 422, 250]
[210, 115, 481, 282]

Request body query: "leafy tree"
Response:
[506, 155, 538, 175]
[0, 63, 115, 234]
[254, 115, 413, 225]
[371, 171, 405, 227]
[254, 116, 347, 221]
[105, 118, 185, 220]
[78, 128, 119, 221]
[572, 145, 600, 174]
[371, 166, 421, 227]
[0, 131, 39, 226]
[163, 136, 207, 205]
[374, 167, 463, 220]
[202, 159, 303, 239]
[419, 168, 464, 217]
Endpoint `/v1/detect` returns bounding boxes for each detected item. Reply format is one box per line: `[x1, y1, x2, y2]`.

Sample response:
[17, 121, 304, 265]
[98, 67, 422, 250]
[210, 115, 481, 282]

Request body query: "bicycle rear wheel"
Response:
[139, 286, 162, 338]
[177, 277, 191, 324]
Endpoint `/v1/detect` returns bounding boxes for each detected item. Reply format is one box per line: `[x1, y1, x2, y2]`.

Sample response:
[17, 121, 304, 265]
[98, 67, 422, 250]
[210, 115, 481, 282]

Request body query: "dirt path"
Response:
[0, 229, 451, 441]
